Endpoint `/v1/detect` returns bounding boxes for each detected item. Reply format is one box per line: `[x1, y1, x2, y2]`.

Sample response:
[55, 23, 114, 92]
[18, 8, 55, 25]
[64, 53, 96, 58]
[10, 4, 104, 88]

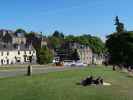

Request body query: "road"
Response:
[0, 66, 85, 78]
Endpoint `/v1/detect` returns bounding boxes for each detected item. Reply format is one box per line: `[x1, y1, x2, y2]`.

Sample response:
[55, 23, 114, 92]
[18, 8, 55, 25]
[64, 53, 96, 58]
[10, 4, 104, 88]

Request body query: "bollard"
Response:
[27, 65, 32, 76]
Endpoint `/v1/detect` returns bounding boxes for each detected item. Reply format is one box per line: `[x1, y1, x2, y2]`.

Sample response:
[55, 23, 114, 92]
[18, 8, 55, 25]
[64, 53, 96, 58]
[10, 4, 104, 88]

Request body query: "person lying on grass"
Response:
[77, 76, 103, 86]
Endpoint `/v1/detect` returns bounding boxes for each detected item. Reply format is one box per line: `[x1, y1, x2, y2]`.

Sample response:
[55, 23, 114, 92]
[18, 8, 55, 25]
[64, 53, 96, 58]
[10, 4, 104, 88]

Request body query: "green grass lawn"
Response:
[0, 66, 132, 100]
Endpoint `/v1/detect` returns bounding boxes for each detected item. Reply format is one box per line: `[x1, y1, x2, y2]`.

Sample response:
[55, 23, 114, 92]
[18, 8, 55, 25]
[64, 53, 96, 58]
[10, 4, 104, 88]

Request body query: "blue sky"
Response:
[0, 0, 133, 39]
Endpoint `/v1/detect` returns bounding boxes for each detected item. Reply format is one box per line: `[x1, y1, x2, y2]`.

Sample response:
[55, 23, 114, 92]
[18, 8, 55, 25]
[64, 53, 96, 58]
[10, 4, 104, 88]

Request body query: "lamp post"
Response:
[27, 64, 32, 76]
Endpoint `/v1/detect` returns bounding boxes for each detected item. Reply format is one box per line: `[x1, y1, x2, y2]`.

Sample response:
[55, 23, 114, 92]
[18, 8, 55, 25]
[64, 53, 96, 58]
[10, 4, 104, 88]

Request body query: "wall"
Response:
[0, 50, 36, 65]
[78, 47, 93, 64]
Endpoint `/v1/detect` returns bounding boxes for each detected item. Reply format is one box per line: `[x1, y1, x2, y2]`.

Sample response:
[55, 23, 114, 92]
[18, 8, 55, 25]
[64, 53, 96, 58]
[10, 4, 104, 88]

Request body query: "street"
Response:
[0, 66, 85, 78]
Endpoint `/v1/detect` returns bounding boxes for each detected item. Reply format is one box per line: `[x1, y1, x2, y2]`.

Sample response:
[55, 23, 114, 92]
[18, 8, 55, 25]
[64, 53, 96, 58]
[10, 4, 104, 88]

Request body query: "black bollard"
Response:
[113, 65, 116, 71]
[27, 65, 32, 76]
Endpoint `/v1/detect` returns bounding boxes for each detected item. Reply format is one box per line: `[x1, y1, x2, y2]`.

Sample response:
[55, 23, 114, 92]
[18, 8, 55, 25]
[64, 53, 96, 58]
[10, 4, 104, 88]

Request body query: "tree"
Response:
[48, 36, 61, 49]
[65, 34, 105, 54]
[52, 30, 64, 39]
[15, 28, 27, 35]
[105, 17, 133, 69]
[37, 47, 54, 64]
[106, 31, 133, 69]
[47, 30, 65, 49]
[65, 35, 76, 42]
[114, 16, 125, 33]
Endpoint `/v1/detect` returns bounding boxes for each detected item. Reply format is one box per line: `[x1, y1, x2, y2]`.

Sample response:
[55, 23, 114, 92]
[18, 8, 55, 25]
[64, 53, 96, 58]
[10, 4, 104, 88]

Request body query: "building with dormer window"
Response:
[0, 29, 37, 65]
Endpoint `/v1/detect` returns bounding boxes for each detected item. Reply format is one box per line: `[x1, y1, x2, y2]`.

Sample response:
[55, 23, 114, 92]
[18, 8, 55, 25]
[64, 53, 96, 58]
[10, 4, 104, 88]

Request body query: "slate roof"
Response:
[0, 43, 35, 51]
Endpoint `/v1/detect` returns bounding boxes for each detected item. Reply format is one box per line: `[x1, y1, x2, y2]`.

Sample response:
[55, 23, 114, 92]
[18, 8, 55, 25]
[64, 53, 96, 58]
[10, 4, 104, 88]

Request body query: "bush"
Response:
[37, 47, 54, 64]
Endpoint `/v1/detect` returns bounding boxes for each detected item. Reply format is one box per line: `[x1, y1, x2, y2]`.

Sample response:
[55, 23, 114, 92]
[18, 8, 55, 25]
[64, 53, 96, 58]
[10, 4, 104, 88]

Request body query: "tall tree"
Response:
[114, 16, 125, 33]
[106, 17, 133, 69]
[106, 31, 133, 68]
[52, 30, 64, 39]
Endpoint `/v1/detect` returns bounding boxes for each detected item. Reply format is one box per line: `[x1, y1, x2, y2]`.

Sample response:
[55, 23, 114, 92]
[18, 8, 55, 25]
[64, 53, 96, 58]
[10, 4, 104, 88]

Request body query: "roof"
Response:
[0, 43, 35, 51]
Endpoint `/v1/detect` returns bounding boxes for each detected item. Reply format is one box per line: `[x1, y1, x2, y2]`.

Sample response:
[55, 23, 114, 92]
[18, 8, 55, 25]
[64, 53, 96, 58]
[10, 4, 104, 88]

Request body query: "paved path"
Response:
[0, 66, 85, 78]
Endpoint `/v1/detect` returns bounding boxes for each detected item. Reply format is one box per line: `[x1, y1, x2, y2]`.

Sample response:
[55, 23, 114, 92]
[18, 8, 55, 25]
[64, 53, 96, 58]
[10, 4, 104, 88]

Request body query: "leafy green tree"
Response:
[65, 35, 76, 42]
[105, 17, 133, 69]
[37, 47, 54, 64]
[106, 31, 133, 69]
[48, 36, 61, 49]
[48, 30, 65, 49]
[65, 34, 105, 54]
[15, 28, 27, 35]
[52, 30, 64, 39]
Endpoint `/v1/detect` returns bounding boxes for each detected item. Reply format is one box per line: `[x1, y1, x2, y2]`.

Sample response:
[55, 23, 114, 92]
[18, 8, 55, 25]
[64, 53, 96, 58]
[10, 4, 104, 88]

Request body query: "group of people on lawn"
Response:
[80, 76, 103, 86]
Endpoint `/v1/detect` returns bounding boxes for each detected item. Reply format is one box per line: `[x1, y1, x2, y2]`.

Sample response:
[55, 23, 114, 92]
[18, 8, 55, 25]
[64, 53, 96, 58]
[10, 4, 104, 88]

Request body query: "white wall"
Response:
[0, 50, 36, 65]
[78, 47, 93, 64]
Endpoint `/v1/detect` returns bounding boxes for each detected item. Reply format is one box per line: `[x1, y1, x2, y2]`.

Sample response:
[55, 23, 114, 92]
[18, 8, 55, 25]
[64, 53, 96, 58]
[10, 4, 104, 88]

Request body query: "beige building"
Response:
[69, 42, 93, 64]
[0, 29, 37, 65]
[0, 44, 36, 65]
[92, 54, 105, 65]
[55, 42, 93, 65]
[78, 46, 93, 64]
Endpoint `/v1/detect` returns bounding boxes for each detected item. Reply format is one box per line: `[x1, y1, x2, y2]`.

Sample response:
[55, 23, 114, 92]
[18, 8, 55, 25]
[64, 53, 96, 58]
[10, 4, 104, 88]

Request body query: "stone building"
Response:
[26, 32, 47, 49]
[92, 54, 105, 65]
[0, 29, 26, 44]
[0, 44, 36, 65]
[68, 42, 93, 64]
[55, 42, 93, 65]
[0, 29, 37, 65]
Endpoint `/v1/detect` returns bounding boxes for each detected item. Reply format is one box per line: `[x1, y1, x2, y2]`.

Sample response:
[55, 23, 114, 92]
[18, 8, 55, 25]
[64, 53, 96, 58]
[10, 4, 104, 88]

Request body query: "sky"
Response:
[0, 0, 133, 40]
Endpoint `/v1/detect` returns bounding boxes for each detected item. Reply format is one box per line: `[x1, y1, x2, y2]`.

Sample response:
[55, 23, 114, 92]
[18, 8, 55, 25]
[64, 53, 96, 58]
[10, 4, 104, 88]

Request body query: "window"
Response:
[33, 51, 35, 53]
[17, 59, 21, 62]
[18, 51, 20, 55]
[7, 59, 9, 64]
[1, 52, 3, 56]
[1, 59, 3, 65]
[24, 55, 27, 62]
[24, 51, 26, 55]
[7, 52, 9, 56]
[29, 51, 31, 54]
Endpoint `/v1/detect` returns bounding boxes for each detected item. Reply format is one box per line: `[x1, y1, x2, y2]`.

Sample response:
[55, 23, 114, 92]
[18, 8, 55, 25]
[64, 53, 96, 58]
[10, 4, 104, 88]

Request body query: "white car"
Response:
[71, 61, 87, 67]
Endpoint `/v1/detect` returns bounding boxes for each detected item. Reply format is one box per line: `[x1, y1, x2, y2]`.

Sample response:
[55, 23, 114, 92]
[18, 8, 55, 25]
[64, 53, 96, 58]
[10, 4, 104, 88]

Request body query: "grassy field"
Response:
[0, 66, 132, 100]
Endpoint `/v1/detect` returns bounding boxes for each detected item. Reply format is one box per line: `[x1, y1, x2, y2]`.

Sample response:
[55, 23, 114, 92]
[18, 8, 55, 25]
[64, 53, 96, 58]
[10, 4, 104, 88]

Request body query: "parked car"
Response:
[71, 62, 87, 67]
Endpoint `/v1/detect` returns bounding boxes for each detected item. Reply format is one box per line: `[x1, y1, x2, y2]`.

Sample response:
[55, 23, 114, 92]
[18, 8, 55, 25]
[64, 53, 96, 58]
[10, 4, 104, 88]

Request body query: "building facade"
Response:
[55, 42, 93, 65]
[0, 29, 37, 65]
[92, 54, 105, 65]
[68, 42, 93, 64]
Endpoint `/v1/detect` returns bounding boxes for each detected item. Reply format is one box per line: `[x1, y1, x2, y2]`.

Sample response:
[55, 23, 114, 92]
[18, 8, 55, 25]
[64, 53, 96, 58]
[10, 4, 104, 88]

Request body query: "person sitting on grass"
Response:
[93, 77, 103, 85]
[81, 76, 93, 86]
[77, 76, 103, 86]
